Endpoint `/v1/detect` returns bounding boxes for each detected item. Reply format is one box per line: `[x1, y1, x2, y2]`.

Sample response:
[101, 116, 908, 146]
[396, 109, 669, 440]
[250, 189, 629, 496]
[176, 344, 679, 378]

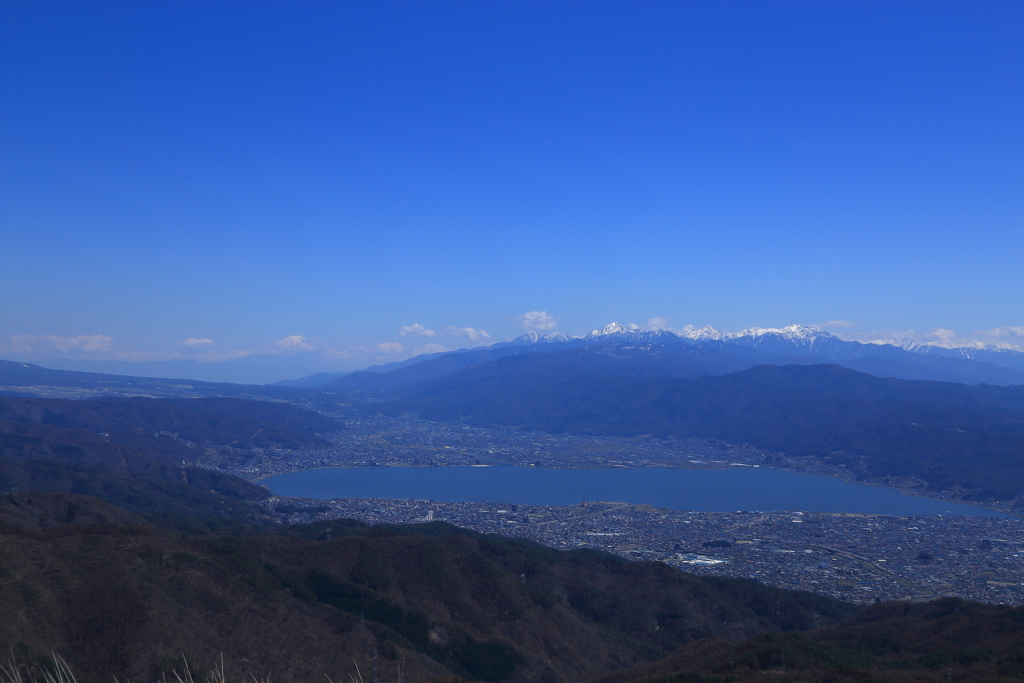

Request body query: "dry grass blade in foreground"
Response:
[2, 653, 77, 683]
[2, 652, 281, 683]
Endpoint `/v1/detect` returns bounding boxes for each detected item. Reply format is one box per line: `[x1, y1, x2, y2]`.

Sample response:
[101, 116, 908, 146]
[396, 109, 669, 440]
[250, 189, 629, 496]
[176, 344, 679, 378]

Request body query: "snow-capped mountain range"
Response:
[491, 322, 1024, 376]
[291, 321, 1024, 389]
[502, 322, 863, 352]
[505, 322, 1022, 359]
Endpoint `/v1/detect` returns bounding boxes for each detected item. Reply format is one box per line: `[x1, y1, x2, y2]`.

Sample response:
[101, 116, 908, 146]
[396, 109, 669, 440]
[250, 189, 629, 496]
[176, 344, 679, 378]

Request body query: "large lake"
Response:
[263, 466, 1008, 517]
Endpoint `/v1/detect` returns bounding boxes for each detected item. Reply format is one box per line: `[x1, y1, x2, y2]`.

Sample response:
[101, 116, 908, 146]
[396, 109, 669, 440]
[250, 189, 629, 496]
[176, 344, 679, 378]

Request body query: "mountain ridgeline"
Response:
[324, 330, 1024, 502]
[378, 359, 1024, 500]
[314, 325, 1024, 393]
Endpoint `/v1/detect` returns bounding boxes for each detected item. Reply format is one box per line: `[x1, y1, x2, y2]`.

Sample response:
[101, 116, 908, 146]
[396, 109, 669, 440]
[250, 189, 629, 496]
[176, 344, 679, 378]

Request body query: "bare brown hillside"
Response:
[0, 510, 854, 683]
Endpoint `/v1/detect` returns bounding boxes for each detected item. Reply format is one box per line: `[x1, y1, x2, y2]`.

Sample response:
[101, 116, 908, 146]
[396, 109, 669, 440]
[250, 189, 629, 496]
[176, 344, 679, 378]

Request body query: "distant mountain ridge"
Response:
[304, 323, 1024, 391]
[375, 361, 1024, 500]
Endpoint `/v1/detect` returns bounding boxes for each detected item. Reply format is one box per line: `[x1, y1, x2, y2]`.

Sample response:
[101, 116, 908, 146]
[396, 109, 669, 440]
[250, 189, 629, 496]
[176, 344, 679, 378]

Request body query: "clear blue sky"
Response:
[2, 1, 1022, 370]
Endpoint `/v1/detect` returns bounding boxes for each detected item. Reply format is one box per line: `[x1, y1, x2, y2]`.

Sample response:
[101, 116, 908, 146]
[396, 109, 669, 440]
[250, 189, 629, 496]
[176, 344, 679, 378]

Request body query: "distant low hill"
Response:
[0, 462, 271, 530]
[0, 395, 342, 529]
[328, 346, 557, 392]
[377, 361, 1024, 501]
[0, 359, 349, 406]
[0, 358, 235, 391]
[274, 370, 350, 387]
[0, 395, 341, 470]
[0, 511, 854, 683]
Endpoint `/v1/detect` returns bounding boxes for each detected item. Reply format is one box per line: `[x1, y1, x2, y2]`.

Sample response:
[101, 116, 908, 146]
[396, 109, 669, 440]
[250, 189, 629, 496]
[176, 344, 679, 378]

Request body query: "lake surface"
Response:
[263, 466, 1008, 517]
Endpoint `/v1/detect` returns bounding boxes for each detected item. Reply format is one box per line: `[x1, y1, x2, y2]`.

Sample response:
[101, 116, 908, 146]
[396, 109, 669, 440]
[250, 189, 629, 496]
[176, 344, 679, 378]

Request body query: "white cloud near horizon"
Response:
[399, 323, 436, 337]
[837, 325, 1024, 351]
[6, 334, 114, 355]
[266, 335, 319, 354]
[180, 337, 214, 350]
[445, 326, 490, 341]
[518, 311, 558, 331]
[643, 318, 712, 336]
[376, 341, 405, 354]
[985, 326, 1024, 340]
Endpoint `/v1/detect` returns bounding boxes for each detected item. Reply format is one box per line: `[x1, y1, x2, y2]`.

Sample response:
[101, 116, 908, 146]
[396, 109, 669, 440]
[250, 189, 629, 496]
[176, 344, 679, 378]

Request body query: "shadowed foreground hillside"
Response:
[0, 507, 853, 683]
[596, 598, 1024, 683]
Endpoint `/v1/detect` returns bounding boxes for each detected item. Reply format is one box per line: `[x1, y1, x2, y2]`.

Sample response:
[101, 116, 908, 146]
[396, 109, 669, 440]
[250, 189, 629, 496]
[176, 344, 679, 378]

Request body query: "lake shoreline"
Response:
[249, 461, 1017, 518]
[257, 464, 1009, 518]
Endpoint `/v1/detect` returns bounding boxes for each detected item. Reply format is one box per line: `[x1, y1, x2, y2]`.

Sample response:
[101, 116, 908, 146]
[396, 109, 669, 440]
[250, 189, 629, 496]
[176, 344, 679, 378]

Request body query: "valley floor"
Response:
[206, 413, 1018, 515]
[272, 496, 1024, 606]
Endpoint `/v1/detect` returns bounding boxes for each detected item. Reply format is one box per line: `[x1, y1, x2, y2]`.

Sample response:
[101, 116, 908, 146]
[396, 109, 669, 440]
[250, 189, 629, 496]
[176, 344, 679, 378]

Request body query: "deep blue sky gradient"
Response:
[2, 1, 1021, 368]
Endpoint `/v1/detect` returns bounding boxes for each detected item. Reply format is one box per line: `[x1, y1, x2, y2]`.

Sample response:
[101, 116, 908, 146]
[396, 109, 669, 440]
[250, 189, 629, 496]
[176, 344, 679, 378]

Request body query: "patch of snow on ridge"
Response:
[864, 337, 922, 351]
[583, 323, 687, 343]
[865, 337, 1024, 354]
[677, 325, 725, 341]
[588, 322, 634, 337]
[581, 322, 840, 343]
[501, 321, 1024, 358]
[510, 331, 572, 345]
[730, 324, 834, 341]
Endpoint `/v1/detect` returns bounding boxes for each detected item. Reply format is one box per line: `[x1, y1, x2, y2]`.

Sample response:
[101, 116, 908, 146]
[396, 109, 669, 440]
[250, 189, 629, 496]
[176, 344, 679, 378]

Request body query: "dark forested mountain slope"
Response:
[0, 515, 855, 683]
[0, 490, 150, 528]
[713, 364, 1024, 412]
[365, 344, 759, 396]
[329, 346, 547, 391]
[379, 363, 1024, 500]
[595, 598, 1024, 683]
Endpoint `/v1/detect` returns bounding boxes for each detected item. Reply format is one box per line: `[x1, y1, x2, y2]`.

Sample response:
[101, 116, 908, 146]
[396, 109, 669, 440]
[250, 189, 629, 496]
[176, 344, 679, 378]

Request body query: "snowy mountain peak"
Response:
[732, 325, 836, 341]
[580, 322, 696, 345]
[510, 331, 571, 345]
[866, 337, 921, 351]
[678, 325, 725, 341]
[588, 322, 638, 337]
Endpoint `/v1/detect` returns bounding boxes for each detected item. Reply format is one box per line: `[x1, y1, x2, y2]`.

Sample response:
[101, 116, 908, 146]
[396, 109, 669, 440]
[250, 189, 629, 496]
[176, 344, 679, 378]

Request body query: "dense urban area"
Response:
[268, 496, 1024, 606]
[210, 414, 767, 474]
